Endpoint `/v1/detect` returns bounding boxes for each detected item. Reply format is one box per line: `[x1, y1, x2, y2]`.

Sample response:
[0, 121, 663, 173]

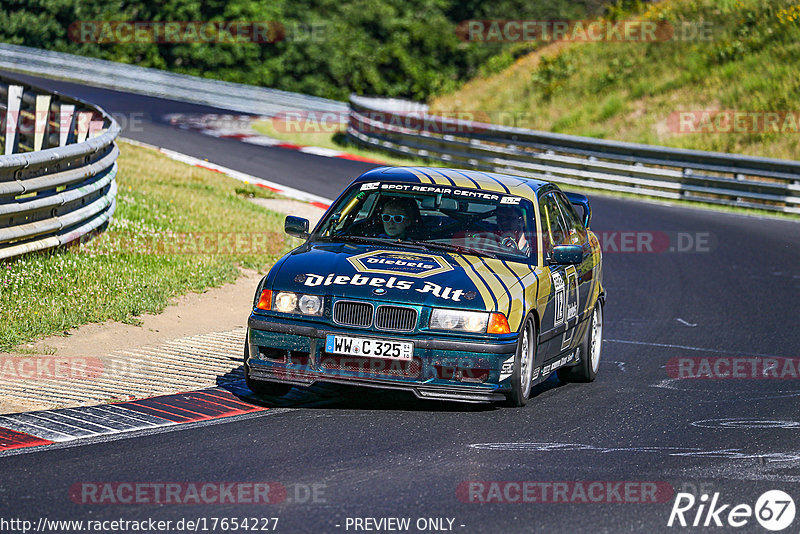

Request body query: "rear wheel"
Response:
[558, 300, 603, 383]
[505, 316, 536, 407]
[243, 344, 292, 396]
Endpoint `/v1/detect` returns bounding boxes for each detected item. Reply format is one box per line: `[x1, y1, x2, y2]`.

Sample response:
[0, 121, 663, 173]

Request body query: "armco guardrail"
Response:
[0, 43, 347, 118]
[348, 95, 800, 215]
[0, 74, 119, 260]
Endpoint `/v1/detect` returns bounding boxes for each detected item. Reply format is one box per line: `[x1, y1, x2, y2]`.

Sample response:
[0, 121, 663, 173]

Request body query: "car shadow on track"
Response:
[216, 366, 566, 412]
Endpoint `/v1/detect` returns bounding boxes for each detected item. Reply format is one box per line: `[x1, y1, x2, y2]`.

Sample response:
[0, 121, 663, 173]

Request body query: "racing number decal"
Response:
[559, 266, 579, 350]
[565, 266, 579, 321]
[553, 272, 565, 328]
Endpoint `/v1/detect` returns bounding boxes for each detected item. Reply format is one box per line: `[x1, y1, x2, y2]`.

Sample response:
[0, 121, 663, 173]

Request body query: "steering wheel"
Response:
[501, 236, 521, 251]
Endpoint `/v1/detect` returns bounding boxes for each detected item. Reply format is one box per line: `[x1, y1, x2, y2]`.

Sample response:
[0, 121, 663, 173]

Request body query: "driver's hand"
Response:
[501, 236, 520, 250]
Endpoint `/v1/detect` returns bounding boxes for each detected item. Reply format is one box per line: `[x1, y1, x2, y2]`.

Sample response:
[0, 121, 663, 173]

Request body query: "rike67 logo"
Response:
[668, 490, 796, 531]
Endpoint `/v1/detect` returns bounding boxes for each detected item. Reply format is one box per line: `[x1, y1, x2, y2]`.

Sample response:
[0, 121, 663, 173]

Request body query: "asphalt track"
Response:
[2, 71, 800, 533]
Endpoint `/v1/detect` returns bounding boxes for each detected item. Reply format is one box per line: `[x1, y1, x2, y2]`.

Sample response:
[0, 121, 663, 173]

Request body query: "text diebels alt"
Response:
[303, 272, 467, 302]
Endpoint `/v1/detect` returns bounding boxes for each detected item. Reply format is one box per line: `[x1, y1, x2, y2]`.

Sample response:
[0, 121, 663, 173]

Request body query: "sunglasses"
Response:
[382, 214, 407, 223]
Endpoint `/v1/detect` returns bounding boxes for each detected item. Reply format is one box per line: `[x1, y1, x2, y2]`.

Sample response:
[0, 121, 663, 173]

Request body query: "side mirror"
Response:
[551, 245, 582, 265]
[285, 216, 310, 239]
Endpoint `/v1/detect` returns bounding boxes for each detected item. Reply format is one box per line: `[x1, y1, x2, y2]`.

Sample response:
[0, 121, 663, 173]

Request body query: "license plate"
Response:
[325, 335, 413, 360]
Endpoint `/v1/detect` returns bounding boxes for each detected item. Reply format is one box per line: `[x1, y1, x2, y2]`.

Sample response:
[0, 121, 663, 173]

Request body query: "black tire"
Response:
[505, 315, 537, 407]
[558, 300, 603, 383]
[243, 344, 292, 396]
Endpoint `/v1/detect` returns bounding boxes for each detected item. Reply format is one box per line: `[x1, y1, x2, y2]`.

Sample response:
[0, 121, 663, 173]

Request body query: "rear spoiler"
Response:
[565, 192, 591, 229]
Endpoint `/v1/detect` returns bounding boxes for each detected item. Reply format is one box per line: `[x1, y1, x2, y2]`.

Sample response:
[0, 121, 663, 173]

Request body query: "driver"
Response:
[378, 197, 419, 239]
[494, 205, 530, 254]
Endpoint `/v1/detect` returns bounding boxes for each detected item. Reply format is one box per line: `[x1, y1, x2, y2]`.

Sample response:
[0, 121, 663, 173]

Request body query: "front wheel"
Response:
[505, 316, 537, 407]
[558, 300, 603, 383]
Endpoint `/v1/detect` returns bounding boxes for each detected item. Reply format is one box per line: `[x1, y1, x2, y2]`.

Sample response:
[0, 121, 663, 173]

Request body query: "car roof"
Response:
[353, 166, 552, 198]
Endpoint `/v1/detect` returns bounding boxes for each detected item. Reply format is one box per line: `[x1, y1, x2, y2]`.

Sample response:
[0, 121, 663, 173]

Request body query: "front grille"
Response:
[333, 300, 373, 327]
[320, 356, 422, 378]
[375, 305, 417, 332]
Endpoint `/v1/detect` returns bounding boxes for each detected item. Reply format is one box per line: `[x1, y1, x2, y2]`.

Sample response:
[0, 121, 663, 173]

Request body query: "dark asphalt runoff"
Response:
[1, 71, 799, 534]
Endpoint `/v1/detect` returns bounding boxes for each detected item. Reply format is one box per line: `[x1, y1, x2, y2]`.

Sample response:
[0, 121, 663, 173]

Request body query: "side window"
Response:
[538, 193, 569, 255]
[553, 192, 587, 245]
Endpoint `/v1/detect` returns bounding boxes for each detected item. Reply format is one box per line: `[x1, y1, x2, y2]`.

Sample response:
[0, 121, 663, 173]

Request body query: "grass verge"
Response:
[430, 0, 800, 161]
[0, 141, 295, 351]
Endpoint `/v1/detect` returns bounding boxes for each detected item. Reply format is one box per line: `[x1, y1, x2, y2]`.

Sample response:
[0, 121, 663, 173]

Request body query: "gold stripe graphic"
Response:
[450, 254, 494, 312]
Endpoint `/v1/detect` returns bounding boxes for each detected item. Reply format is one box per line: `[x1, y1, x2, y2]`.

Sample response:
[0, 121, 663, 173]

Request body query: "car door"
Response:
[538, 191, 580, 359]
[552, 191, 593, 325]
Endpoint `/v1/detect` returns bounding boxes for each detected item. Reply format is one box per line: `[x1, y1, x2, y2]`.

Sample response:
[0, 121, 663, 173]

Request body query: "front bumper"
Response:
[246, 314, 517, 403]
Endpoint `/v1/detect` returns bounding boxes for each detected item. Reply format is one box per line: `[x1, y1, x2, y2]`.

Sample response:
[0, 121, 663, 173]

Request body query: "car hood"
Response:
[270, 242, 528, 312]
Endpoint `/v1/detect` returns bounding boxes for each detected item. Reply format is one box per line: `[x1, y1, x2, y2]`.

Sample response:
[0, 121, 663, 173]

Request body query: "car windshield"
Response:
[313, 181, 536, 259]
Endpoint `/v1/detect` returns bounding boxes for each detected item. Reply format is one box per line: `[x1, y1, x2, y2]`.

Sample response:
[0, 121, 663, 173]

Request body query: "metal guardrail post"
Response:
[33, 94, 51, 151]
[4, 85, 22, 156]
[59, 104, 75, 147]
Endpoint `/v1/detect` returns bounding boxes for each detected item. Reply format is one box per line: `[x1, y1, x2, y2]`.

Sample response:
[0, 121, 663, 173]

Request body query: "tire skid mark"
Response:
[469, 442, 800, 463]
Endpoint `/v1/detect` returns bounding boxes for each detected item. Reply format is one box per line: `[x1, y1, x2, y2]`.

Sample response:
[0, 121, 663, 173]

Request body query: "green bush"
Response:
[0, 0, 601, 101]
[530, 52, 577, 100]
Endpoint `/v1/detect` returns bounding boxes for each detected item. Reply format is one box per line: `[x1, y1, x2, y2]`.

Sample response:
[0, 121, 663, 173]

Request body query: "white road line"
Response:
[22, 413, 98, 434]
[92, 405, 174, 426]
[299, 146, 346, 157]
[606, 339, 792, 359]
[47, 410, 121, 433]
[0, 416, 75, 441]
[240, 136, 282, 147]
[60, 408, 145, 431]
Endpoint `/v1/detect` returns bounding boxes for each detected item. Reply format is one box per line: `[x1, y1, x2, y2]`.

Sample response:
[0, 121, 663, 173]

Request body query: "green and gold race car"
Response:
[245, 167, 604, 406]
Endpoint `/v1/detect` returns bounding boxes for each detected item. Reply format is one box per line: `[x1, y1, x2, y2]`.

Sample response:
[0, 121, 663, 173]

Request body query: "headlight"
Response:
[271, 291, 323, 316]
[299, 294, 322, 315]
[275, 292, 297, 313]
[430, 309, 489, 333]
